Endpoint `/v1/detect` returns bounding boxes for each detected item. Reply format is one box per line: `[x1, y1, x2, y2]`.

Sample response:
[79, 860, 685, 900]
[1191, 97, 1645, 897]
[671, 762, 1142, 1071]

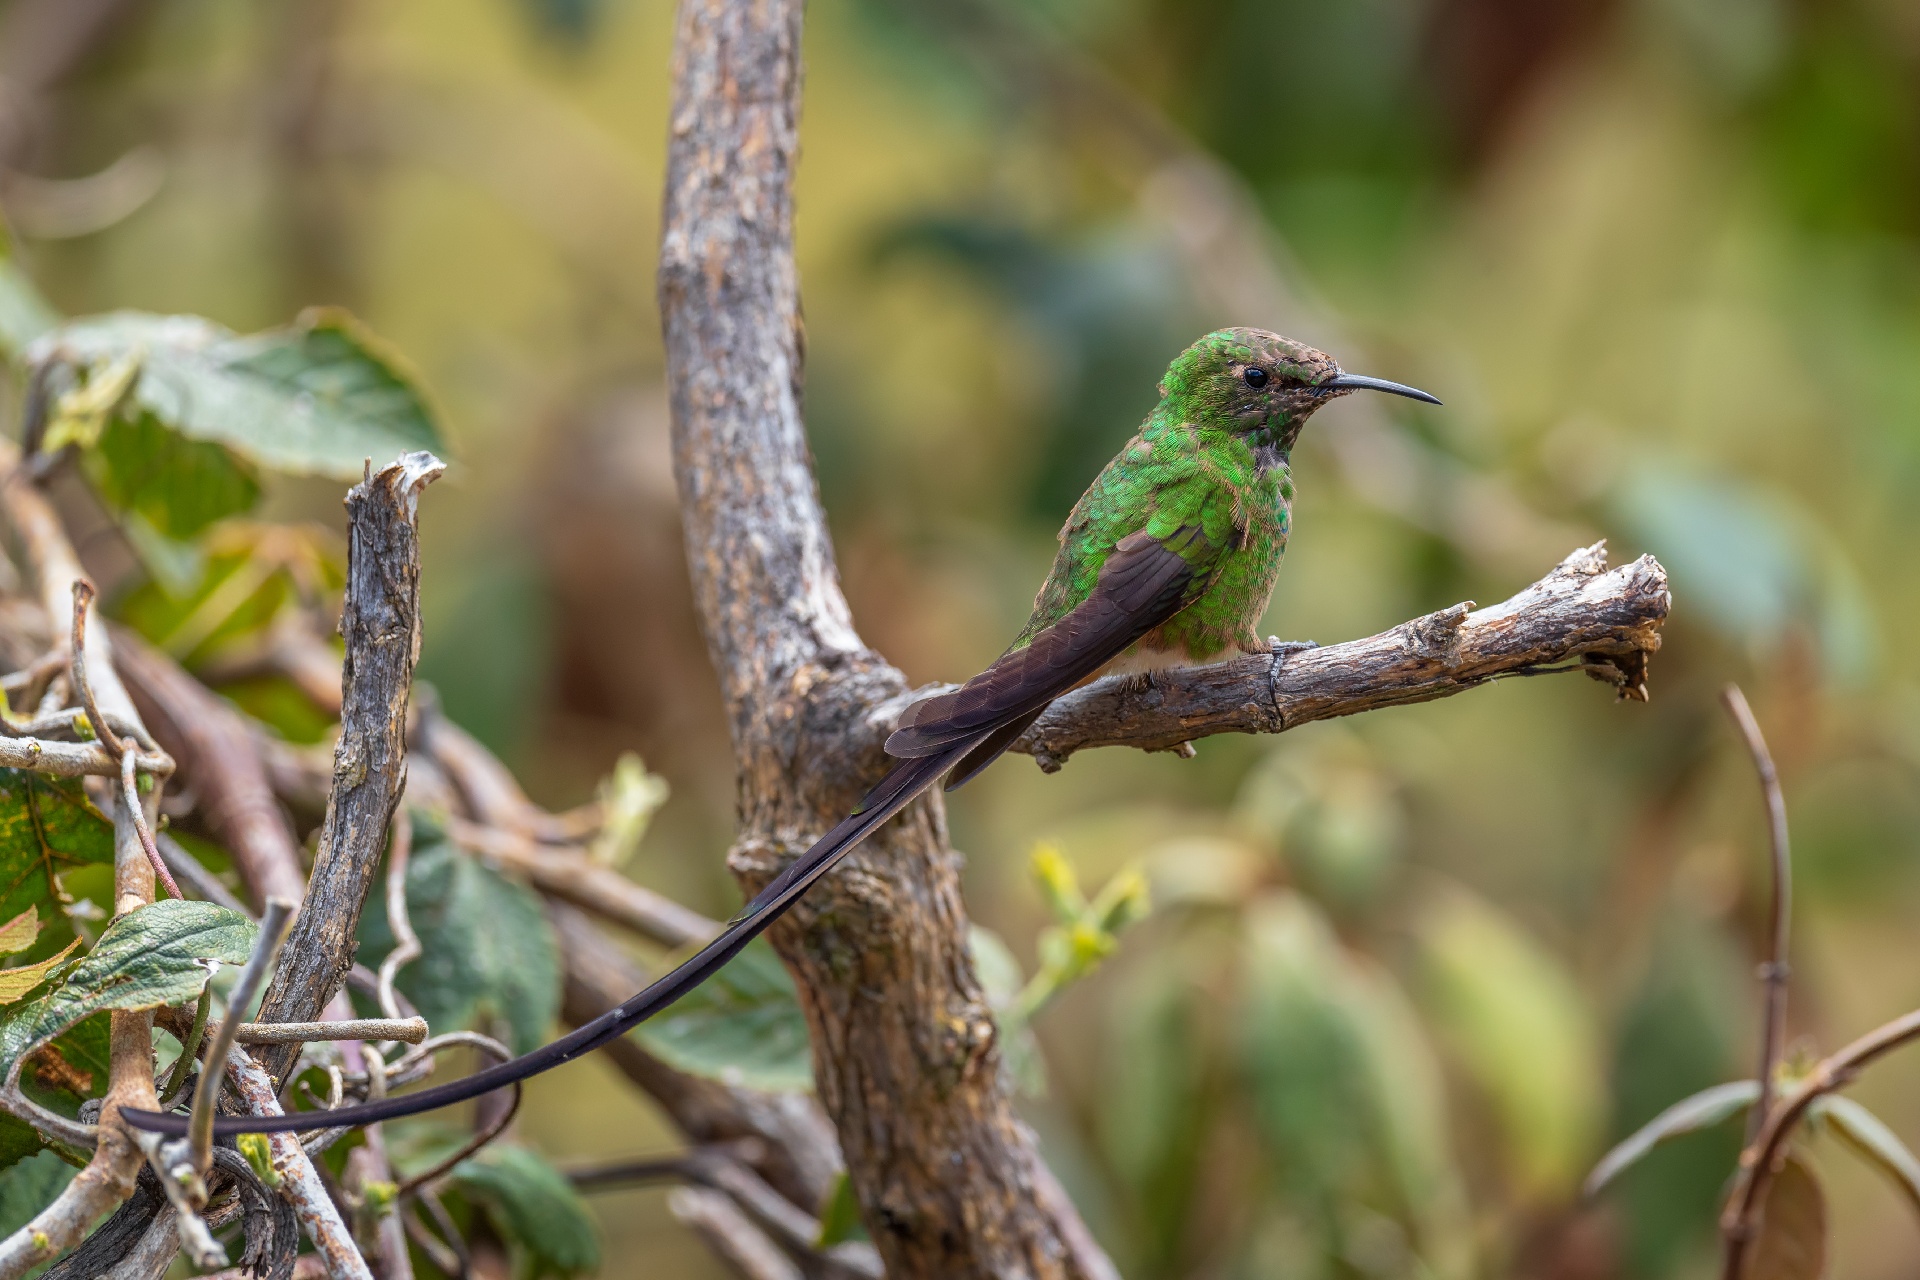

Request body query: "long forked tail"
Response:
[121, 740, 980, 1138]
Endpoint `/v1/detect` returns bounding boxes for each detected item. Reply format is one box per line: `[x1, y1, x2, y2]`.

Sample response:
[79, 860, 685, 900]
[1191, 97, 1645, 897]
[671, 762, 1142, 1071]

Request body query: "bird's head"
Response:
[1160, 327, 1440, 454]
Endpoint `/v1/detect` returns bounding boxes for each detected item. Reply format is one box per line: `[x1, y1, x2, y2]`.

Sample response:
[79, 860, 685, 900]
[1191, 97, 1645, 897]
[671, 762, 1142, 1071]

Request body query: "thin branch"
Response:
[0, 733, 160, 778]
[567, 1141, 767, 1190]
[253, 452, 442, 1086]
[234, 1018, 427, 1046]
[393, 1031, 518, 1198]
[71, 580, 179, 898]
[1010, 543, 1669, 768]
[1721, 685, 1791, 1146]
[224, 1047, 374, 1280]
[399, 1206, 461, 1280]
[188, 899, 295, 1175]
[67, 580, 124, 757]
[411, 1191, 468, 1280]
[573, 1146, 881, 1280]
[1721, 1009, 1920, 1279]
[158, 985, 211, 1104]
[118, 748, 178, 900]
[375, 812, 419, 1024]
[340, 1042, 412, 1280]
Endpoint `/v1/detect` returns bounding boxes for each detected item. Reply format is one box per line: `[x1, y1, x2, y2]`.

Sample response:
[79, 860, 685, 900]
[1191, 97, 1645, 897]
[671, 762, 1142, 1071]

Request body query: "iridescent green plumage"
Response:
[1020, 329, 1315, 671]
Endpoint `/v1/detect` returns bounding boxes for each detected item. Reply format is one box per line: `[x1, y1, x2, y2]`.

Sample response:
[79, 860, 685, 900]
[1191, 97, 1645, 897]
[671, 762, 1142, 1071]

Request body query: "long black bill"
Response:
[1325, 372, 1442, 405]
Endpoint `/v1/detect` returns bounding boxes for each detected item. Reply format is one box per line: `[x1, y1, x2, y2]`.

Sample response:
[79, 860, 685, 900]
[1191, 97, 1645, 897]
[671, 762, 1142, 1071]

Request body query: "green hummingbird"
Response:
[124, 328, 1439, 1139]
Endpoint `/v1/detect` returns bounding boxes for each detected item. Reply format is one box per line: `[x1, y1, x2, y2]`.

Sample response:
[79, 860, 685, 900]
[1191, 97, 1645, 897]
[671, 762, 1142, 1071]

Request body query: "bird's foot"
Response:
[1267, 639, 1317, 717]
[1267, 637, 1318, 663]
[1116, 670, 1156, 696]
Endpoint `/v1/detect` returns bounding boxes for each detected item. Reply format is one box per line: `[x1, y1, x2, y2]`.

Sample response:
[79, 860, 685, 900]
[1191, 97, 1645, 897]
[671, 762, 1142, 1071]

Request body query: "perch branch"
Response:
[1011, 542, 1668, 768]
[253, 453, 442, 1085]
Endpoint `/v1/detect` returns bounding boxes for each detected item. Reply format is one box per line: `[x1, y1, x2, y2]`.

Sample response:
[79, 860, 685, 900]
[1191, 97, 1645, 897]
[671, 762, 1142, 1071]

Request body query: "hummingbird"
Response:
[125, 328, 1439, 1138]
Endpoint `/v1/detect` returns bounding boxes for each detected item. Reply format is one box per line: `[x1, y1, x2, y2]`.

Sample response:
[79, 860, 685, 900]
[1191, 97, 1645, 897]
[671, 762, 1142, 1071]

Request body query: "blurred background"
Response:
[3, 0, 1920, 1275]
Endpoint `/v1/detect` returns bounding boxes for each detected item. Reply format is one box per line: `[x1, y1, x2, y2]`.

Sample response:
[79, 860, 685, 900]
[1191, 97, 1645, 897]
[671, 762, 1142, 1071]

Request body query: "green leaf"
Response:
[1816, 1093, 1920, 1216]
[0, 1152, 76, 1238]
[0, 901, 255, 1083]
[1751, 1157, 1826, 1280]
[633, 939, 812, 1093]
[0, 1116, 44, 1171]
[0, 237, 59, 358]
[815, 1172, 868, 1247]
[25, 307, 444, 481]
[0, 772, 115, 959]
[358, 839, 559, 1054]
[450, 1145, 600, 1279]
[1412, 886, 1603, 1196]
[1584, 1080, 1760, 1198]
[85, 410, 260, 542]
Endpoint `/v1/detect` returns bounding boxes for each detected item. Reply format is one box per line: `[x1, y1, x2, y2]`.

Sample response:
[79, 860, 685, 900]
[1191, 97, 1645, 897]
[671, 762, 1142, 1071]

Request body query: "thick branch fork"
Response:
[1013, 542, 1669, 767]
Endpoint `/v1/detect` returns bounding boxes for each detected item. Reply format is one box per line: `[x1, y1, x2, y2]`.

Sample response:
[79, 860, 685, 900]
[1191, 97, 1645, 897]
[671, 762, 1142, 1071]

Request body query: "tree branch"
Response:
[1011, 542, 1669, 767]
[253, 452, 442, 1085]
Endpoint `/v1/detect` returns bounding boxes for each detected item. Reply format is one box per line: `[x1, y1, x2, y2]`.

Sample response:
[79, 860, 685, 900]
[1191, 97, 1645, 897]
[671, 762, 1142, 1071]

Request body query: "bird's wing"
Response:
[885, 523, 1214, 759]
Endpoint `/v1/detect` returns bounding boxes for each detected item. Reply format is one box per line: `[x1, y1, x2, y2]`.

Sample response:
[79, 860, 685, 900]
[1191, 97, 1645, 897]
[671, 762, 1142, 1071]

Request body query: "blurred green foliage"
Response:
[4, 0, 1920, 1274]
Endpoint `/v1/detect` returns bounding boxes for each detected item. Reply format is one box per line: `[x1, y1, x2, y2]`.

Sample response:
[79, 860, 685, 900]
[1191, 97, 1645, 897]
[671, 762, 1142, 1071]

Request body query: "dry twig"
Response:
[254, 453, 442, 1084]
[375, 812, 420, 1024]
[186, 899, 295, 1176]
[224, 1049, 373, 1280]
[1721, 686, 1791, 1145]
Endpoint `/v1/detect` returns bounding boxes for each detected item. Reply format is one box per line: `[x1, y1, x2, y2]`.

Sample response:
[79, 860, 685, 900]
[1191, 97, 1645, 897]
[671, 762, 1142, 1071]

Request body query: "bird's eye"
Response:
[1243, 366, 1269, 388]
